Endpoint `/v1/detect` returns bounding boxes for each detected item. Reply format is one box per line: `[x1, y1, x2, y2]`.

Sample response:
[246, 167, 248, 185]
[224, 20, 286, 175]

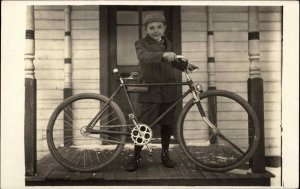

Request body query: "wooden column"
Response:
[64, 5, 72, 93]
[207, 6, 216, 90]
[207, 7, 217, 144]
[24, 5, 37, 176]
[100, 6, 109, 97]
[64, 6, 73, 146]
[247, 6, 266, 173]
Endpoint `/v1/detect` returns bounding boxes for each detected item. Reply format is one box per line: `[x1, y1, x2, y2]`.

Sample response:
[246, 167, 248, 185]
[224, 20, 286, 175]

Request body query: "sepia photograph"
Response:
[1, 1, 299, 188]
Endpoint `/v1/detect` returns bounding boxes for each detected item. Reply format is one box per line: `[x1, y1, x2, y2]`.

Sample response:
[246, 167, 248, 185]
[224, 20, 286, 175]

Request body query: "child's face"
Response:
[145, 21, 166, 41]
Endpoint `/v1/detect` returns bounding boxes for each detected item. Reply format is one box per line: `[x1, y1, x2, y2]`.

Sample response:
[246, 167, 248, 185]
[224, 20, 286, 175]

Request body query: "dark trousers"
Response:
[137, 102, 176, 150]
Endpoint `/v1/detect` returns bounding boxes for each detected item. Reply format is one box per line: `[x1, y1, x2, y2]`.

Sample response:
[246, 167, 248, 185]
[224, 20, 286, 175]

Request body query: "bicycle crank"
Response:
[131, 123, 152, 146]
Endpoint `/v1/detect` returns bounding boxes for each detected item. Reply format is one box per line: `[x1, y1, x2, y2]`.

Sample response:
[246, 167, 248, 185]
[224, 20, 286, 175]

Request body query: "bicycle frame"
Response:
[120, 82, 191, 128]
[86, 71, 216, 138]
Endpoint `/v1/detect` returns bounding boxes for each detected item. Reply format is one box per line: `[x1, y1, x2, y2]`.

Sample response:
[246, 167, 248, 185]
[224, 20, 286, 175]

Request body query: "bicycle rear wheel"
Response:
[47, 93, 128, 172]
[177, 90, 260, 172]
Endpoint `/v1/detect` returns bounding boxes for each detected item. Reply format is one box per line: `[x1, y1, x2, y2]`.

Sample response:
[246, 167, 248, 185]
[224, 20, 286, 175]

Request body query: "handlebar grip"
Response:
[176, 55, 189, 62]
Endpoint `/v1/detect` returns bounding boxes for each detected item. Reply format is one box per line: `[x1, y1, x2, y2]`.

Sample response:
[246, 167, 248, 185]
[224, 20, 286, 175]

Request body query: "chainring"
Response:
[131, 124, 152, 146]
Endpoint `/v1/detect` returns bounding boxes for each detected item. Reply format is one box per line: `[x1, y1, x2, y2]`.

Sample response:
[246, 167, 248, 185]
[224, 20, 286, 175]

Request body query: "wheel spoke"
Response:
[63, 138, 73, 146]
[97, 104, 110, 119]
[101, 116, 119, 126]
[95, 151, 100, 164]
[69, 150, 79, 164]
[99, 133, 123, 144]
[218, 133, 245, 155]
[63, 120, 73, 128]
[99, 111, 116, 124]
[47, 94, 127, 172]
[179, 91, 259, 171]
[64, 107, 73, 122]
[83, 150, 86, 166]
[88, 150, 93, 165]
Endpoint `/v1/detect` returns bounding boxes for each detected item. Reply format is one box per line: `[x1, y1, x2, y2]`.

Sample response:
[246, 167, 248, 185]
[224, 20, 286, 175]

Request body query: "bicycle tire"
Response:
[47, 93, 127, 172]
[177, 90, 260, 172]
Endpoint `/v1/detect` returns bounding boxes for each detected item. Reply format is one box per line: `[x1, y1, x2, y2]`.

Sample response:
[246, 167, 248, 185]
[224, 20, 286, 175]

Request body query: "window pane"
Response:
[117, 11, 138, 25]
[117, 26, 139, 65]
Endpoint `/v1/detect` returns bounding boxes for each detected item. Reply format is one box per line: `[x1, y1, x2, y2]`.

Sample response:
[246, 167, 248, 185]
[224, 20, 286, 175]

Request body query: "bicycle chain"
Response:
[83, 134, 126, 144]
[91, 124, 134, 128]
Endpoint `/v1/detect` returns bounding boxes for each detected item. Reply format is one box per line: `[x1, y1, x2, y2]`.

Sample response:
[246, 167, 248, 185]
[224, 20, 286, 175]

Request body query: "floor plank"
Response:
[153, 148, 171, 180]
[145, 150, 161, 180]
[174, 147, 204, 179]
[115, 150, 127, 180]
[173, 147, 196, 179]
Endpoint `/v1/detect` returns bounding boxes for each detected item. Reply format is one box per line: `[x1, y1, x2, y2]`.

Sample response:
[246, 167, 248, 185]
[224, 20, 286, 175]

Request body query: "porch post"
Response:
[247, 6, 266, 173]
[207, 6, 217, 144]
[207, 6, 216, 90]
[64, 5, 72, 93]
[64, 5, 73, 146]
[24, 5, 37, 176]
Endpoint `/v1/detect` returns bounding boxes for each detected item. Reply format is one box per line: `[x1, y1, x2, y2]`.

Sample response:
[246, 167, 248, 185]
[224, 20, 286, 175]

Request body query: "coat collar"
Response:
[144, 35, 172, 51]
[145, 34, 167, 44]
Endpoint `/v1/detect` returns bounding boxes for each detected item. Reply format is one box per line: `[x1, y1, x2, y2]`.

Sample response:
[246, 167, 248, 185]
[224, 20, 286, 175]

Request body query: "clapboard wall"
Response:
[181, 6, 282, 157]
[34, 5, 100, 159]
[71, 6, 100, 95]
[258, 6, 282, 156]
[35, 5, 64, 159]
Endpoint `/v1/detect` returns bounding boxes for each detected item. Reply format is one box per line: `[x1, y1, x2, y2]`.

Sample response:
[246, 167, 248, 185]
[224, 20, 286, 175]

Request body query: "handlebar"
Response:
[173, 55, 199, 72]
[113, 55, 198, 78]
[176, 55, 189, 63]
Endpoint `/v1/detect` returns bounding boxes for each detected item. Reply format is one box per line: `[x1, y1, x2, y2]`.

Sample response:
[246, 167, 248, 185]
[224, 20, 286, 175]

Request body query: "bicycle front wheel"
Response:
[47, 93, 128, 172]
[177, 90, 260, 172]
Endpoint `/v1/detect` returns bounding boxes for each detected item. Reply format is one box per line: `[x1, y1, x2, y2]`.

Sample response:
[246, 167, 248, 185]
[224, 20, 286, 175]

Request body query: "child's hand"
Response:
[163, 52, 177, 62]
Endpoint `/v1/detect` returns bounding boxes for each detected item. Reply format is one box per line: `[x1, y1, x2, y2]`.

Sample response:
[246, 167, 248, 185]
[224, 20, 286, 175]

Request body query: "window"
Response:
[116, 9, 163, 66]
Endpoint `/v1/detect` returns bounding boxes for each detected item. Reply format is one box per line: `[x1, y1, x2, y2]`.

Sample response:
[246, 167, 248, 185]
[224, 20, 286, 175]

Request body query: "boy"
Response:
[126, 12, 181, 172]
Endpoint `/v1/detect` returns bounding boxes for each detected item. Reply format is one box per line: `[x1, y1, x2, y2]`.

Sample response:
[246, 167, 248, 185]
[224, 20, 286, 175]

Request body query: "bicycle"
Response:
[47, 55, 260, 172]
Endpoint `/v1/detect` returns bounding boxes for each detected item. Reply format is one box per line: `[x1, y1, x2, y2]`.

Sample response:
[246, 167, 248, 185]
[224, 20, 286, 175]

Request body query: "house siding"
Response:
[258, 6, 282, 156]
[71, 6, 100, 95]
[34, 5, 100, 159]
[181, 6, 282, 156]
[34, 6, 64, 159]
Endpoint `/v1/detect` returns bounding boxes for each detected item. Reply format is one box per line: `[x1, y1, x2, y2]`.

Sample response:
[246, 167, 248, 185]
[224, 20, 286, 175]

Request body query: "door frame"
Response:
[100, 5, 182, 97]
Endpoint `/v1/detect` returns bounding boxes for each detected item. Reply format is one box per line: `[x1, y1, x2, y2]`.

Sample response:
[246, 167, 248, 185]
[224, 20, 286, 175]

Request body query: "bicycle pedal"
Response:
[149, 151, 153, 157]
[147, 146, 153, 157]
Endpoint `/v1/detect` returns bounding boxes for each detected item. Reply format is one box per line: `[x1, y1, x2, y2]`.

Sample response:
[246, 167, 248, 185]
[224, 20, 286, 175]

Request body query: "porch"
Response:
[23, 5, 281, 187]
[26, 145, 274, 186]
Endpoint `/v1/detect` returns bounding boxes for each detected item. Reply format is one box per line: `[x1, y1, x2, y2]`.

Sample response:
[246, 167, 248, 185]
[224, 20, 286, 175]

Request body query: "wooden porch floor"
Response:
[26, 146, 274, 186]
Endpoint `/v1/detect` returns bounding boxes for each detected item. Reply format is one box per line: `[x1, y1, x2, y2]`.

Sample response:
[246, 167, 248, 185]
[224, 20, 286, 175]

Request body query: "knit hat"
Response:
[143, 13, 165, 25]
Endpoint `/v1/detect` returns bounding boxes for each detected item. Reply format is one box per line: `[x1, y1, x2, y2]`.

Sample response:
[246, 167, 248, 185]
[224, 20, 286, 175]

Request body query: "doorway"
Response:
[100, 6, 182, 138]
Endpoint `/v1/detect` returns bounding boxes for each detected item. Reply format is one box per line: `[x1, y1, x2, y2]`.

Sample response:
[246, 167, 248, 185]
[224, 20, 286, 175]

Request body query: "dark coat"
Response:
[135, 35, 180, 103]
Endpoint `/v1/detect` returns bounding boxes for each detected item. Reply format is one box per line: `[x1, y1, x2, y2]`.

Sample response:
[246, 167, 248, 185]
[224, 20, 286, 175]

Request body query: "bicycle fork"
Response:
[193, 94, 220, 134]
[185, 72, 219, 134]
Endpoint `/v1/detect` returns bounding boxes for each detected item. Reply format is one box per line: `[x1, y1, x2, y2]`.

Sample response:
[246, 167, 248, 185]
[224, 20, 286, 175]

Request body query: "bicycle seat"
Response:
[120, 73, 132, 78]
[113, 68, 139, 79]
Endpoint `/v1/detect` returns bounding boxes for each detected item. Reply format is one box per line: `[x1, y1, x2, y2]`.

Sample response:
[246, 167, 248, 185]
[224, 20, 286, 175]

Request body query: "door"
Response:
[107, 6, 182, 138]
